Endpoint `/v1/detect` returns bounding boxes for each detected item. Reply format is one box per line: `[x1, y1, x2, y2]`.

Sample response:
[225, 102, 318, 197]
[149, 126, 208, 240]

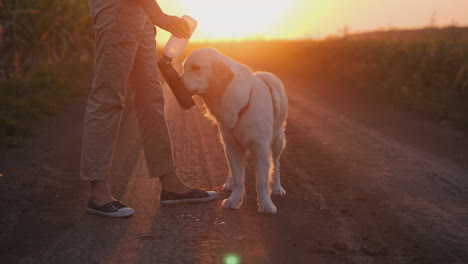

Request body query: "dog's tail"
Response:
[255, 72, 288, 129]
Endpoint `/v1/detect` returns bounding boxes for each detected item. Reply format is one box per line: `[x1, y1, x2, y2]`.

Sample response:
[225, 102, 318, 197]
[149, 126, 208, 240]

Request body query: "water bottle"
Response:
[165, 15, 197, 59]
[158, 15, 197, 110]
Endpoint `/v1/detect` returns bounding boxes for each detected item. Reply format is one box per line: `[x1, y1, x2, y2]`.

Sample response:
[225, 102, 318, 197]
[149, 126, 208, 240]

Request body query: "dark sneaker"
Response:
[160, 188, 218, 205]
[86, 200, 135, 217]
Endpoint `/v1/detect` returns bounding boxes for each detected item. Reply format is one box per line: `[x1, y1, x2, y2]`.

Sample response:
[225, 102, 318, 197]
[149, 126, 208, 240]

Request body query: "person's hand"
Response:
[152, 14, 190, 38]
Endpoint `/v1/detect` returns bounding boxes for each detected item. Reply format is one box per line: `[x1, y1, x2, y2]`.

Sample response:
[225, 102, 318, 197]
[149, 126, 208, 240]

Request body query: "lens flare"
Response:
[223, 253, 241, 264]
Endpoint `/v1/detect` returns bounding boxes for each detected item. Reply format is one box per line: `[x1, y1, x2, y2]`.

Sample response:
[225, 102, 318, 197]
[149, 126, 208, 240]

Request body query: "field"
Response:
[3, 22, 468, 148]
[2, 1, 468, 147]
[185, 34, 468, 127]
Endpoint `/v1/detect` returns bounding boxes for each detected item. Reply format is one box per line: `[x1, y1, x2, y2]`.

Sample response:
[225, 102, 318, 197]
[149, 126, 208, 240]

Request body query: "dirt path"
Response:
[1, 79, 468, 264]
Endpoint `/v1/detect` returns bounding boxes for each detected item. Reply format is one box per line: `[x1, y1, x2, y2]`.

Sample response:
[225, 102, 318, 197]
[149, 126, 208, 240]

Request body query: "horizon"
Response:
[156, 0, 468, 43]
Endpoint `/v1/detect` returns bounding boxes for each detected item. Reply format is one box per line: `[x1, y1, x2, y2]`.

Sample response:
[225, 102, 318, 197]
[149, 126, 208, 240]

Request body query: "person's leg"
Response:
[81, 34, 139, 204]
[129, 24, 193, 194]
[81, 0, 143, 206]
[89, 181, 114, 205]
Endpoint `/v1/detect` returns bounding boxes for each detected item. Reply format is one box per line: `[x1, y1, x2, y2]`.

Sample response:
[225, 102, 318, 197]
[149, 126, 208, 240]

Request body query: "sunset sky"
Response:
[156, 0, 468, 43]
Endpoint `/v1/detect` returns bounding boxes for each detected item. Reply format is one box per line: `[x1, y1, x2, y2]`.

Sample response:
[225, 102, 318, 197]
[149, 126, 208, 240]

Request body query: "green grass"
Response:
[0, 63, 92, 148]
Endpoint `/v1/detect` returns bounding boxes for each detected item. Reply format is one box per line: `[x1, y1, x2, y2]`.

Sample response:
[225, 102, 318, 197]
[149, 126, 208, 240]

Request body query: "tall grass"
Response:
[0, 0, 93, 77]
[0, 0, 93, 148]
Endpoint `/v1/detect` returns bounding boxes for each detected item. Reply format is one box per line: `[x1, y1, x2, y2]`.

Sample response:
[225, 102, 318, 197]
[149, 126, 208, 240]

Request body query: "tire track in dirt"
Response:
[280, 88, 468, 263]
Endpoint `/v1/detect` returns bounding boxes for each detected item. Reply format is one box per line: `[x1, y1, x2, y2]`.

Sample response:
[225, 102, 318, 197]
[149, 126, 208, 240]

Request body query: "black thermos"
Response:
[158, 55, 195, 110]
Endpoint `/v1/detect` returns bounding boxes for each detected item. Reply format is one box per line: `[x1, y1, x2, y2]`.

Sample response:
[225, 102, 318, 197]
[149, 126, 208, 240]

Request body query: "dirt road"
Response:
[1, 78, 468, 264]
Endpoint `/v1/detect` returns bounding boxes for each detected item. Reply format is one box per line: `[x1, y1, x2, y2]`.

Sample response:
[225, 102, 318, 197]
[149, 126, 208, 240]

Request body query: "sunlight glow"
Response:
[156, 0, 468, 42]
[176, 0, 290, 40]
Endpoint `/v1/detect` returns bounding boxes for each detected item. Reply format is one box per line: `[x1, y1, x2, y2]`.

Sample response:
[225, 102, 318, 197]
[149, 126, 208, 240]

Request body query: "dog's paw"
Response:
[222, 198, 242, 210]
[270, 186, 286, 197]
[258, 200, 277, 214]
[223, 177, 233, 192]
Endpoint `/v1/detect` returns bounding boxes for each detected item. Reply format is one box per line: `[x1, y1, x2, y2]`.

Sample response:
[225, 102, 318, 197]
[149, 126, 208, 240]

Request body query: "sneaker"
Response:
[160, 188, 218, 205]
[86, 200, 135, 217]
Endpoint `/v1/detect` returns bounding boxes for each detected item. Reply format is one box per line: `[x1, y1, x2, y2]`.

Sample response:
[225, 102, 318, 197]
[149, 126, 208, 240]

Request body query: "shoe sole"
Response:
[160, 193, 219, 205]
[86, 207, 135, 217]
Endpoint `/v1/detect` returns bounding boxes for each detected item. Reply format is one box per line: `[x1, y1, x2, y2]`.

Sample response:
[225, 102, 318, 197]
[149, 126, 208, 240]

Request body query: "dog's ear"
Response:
[210, 60, 234, 96]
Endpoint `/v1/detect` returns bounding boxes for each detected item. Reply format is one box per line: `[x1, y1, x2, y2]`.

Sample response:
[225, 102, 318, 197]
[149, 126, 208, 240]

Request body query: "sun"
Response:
[177, 0, 290, 40]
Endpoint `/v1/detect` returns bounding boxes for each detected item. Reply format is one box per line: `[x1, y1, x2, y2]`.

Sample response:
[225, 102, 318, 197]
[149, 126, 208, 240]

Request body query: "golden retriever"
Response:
[181, 48, 288, 213]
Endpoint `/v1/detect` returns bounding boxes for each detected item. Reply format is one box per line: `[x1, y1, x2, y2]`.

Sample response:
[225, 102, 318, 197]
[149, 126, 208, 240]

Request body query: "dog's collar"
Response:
[233, 79, 275, 130]
[231, 79, 274, 145]
[263, 79, 276, 115]
[238, 88, 253, 119]
[232, 87, 253, 130]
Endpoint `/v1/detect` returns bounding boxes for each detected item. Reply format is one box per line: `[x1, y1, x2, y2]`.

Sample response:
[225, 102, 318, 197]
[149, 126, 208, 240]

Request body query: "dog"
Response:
[181, 48, 288, 213]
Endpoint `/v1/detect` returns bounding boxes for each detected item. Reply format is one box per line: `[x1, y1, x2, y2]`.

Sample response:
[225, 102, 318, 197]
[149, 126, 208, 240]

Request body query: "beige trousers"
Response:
[80, 0, 175, 181]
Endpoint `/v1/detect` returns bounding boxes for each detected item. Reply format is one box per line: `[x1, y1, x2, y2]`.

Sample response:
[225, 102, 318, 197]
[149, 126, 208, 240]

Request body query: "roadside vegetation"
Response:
[0, 63, 90, 147]
[187, 29, 468, 128]
[0, 0, 93, 147]
[0, 0, 93, 77]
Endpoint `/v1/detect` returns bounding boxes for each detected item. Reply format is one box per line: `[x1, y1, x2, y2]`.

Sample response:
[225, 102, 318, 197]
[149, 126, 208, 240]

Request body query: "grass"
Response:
[0, 63, 92, 148]
[186, 36, 468, 128]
